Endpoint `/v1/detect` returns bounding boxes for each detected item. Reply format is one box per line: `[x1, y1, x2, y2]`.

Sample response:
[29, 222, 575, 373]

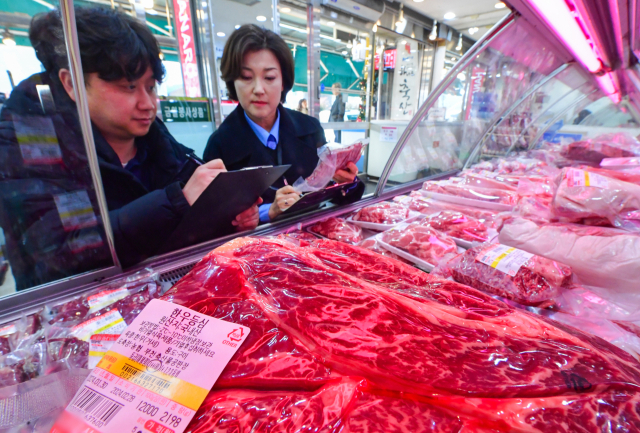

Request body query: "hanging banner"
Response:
[464, 66, 486, 120]
[390, 41, 419, 120]
[173, 0, 202, 97]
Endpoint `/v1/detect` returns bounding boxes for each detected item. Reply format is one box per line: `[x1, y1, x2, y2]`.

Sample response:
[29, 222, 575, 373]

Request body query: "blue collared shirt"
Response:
[244, 111, 281, 222]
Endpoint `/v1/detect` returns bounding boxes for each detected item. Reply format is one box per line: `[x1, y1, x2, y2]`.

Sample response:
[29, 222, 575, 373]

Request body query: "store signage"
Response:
[464, 66, 486, 120]
[380, 126, 398, 142]
[384, 49, 396, 69]
[390, 41, 418, 120]
[160, 100, 211, 122]
[173, 0, 202, 97]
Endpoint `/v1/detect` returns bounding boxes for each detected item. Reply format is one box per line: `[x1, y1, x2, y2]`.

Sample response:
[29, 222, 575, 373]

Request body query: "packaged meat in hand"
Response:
[309, 217, 363, 244]
[293, 140, 366, 192]
[553, 167, 640, 230]
[380, 221, 458, 267]
[439, 243, 573, 306]
[423, 211, 490, 243]
[561, 132, 640, 164]
[352, 202, 410, 224]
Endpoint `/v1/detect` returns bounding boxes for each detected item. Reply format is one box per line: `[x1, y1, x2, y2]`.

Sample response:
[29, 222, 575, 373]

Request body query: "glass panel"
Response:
[383, 17, 566, 189]
[0, 1, 116, 294]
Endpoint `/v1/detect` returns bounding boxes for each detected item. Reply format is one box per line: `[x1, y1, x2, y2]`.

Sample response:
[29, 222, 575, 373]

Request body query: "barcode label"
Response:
[72, 386, 123, 428]
[121, 363, 171, 392]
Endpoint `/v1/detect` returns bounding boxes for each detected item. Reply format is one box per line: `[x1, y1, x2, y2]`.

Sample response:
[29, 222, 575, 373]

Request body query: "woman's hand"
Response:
[182, 159, 227, 205]
[333, 161, 358, 184]
[268, 186, 301, 220]
[233, 198, 262, 231]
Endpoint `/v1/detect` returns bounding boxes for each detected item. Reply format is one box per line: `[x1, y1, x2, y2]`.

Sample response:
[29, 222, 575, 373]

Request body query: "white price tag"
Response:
[566, 168, 609, 188]
[476, 244, 534, 277]
[380, 127, 398, 142]
[70, 309, 127, 342]
[89, 334, 119, 369]
[12, 114, 63, 165]
[53, 299, 250, 433]
[87, 289, 130, 314]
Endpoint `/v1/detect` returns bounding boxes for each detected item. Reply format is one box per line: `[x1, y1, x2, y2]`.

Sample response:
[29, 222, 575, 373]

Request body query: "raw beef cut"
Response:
[358, 238, 410, 263]
[553, 167, 640, 230]
[498, 217, 640, 301]
[424, 211, 489, 242]
[159, 236, 640, 432]
[353, 202, 409, 224]
[458, 173, 518, 191]
[381, 221, 458, 264]
[398, 193, 499, 228]
[438, 243, 573, 306]
[422, 181, 519, 205]
[309, 217, 363, 244]
[561, 133, 640, 164]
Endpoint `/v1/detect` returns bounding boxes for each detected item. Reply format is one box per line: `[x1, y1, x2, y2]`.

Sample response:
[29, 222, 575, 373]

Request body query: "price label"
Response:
[476, 244, 534, 277]
[52, 299, 250, 433]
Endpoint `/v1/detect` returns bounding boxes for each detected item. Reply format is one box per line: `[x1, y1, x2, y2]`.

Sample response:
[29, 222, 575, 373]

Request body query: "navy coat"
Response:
[204, 104, 364, 204]
[0, 73, 199, 289]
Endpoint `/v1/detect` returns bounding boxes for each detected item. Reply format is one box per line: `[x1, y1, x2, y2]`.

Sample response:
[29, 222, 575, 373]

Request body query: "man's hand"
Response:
[182, 159, 226, 205]
[268, 186, 301, 220]
[233, 198, 262, 231]
[333, 161, 358, 184]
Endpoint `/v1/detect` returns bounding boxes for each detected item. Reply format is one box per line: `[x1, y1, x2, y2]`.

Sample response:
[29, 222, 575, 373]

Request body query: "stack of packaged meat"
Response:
[309, 217, 363, 244]
[560, 132, 640, 164]
[151, 236, 640, 432]
[422, 211, 490, 243]
[380, 220, 458, 265]
[422, 180, 520, 206]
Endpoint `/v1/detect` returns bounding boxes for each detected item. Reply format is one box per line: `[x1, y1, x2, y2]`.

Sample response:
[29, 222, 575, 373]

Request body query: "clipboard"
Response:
[272, 180, 359, 220]
[161, 164, 290, 252]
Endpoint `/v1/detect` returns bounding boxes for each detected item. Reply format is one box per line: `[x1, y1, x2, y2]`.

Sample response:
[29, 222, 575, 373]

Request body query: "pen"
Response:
[188, 153, 205, 166]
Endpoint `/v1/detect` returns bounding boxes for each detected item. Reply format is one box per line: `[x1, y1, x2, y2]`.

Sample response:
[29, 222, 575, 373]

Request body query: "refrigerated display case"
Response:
[3, 0, 640, 430]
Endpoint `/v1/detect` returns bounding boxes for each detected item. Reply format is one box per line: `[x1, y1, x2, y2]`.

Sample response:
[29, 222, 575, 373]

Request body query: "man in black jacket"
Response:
[329, 83, 346, 143]
[0, 8, 259, 290]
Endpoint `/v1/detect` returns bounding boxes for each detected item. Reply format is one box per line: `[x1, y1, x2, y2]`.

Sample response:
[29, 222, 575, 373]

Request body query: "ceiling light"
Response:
[159, 52, 165, 60]
[235, 25, 241, 29]
[281, 7, 291, 12]
[142, 0, 154, 9]
[429, 21, 437, 40]
[495, 2, 506, 9]
[256, 15, 267, 22]
[1, 28, 15, 46]
[468, 27, 478, 35]
[202, 1, 207, 7]
[327, 21, 336, 26]
[443, 12, 456, 20]
[217, 32, 225, 37]
[341, 50, 348, 55]
[455, 33, 462, 51]
[413, 0, 424, 3]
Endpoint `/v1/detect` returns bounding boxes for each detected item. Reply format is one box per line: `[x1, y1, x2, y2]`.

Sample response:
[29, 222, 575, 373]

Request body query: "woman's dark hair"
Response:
[29, 7, 164, 83]
[221, 24, 294, 103]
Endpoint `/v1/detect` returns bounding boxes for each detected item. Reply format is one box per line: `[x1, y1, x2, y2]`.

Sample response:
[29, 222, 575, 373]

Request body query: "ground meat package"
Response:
[352, 202, 410, 225]
[438, 243, 573, 306]
[155, 236, 640, 432]
[309, 217, 363, 244]
[293, 139, 367, 192]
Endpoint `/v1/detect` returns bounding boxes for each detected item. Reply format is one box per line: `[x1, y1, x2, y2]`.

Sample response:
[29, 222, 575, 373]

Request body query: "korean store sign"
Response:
[173, 0, 202, 97]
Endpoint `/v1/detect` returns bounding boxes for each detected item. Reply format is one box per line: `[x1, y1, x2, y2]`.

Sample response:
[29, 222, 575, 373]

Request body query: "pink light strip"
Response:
[527, 0, 602, 73]
[596, 72, 621, 103]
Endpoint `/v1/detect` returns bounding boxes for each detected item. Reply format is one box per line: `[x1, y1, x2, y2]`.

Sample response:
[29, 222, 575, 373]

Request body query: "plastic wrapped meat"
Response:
[358, 238, 410, 263]
[293, 141, 364, 192]
[163, 237, 640, 432]
[424, 211, 489, 242]
[309, 217, 363, 244]
[398, 193, 500, 228]
[353, 202, 410, 224]
[560, 132, 640, 164]
[380, 221, 458, 265]
[582, 165, 640, 185]
[422, 181, 519, 206]
[458, 172, 518, 191]
[439, 243, 573, 306]
[553, 167, 640, 230]
[499, 218, 640, 304]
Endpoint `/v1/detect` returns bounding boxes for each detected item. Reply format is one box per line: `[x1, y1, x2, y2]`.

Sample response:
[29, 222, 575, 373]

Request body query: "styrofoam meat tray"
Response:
[418, 190, 514, 212]
[375, 231, 465, 273]
[347, 211, 421, 231]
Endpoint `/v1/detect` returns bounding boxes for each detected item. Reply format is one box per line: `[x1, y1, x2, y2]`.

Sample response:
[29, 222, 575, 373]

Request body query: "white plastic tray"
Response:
[418, 190, 514, 212]
[450, 228, 498, 249]
[375, 232, 465, 273]
[347, 211, 421, 231]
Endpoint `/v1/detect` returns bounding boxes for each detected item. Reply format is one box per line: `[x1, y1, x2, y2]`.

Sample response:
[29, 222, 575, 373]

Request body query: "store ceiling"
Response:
[402, 0, 510, 40]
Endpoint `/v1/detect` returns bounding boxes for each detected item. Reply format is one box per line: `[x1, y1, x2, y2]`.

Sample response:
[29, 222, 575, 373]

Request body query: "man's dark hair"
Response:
[220, 24, 294, 103]
[29, 7, 164, 83]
